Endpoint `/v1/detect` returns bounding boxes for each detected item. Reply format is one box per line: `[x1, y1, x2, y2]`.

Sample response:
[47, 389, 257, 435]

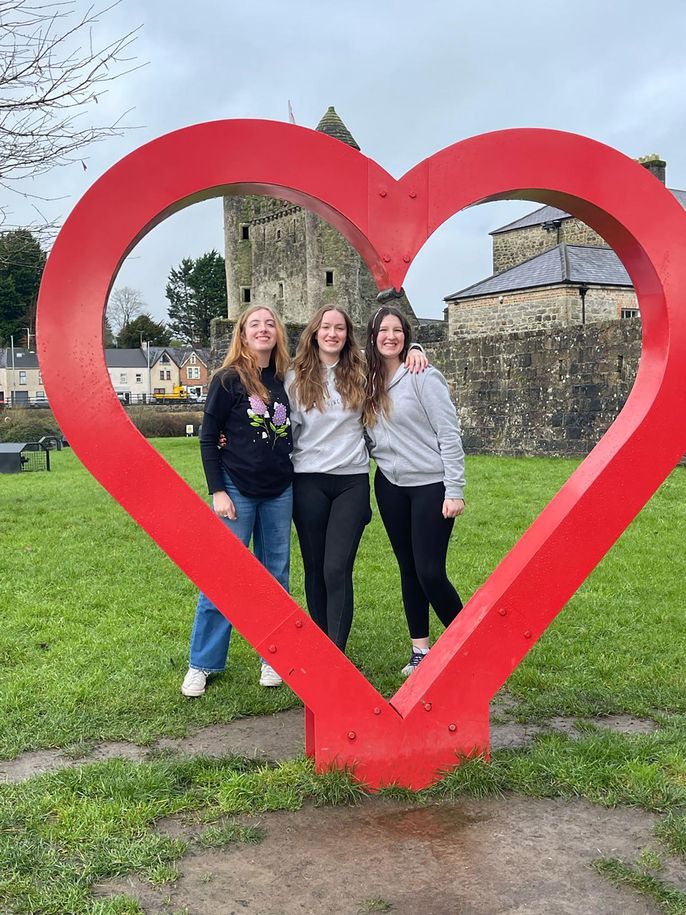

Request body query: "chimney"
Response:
[637, 154, 666, 185]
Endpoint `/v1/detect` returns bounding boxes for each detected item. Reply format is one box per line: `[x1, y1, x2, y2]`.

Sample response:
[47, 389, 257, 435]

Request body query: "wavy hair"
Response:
[363, 305, 412, 426]
[291, 306, 365, 413]
[218, 305, 290, 402]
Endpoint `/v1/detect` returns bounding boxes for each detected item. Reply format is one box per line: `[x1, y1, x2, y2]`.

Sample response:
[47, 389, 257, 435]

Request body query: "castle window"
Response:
[241, 286, 252, 304]
[278, 281, 284, 299]
[621, 307, 640, 319]
[325, 270, 334, 287]
[240, 224, 250, 241]
[276, 229, 282, 240]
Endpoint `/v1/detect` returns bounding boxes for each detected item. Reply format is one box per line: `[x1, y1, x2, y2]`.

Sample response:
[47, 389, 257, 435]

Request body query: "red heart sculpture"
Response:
[37, 121, 686, 789]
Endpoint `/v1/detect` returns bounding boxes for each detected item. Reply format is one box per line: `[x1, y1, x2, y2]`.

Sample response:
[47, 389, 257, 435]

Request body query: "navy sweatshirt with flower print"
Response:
[199, 366, 293, 498]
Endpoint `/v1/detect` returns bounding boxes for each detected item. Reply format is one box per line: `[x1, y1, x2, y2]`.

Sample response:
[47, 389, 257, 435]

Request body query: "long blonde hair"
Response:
[291, 306, 365, 413]
[219, 305, 290, 402]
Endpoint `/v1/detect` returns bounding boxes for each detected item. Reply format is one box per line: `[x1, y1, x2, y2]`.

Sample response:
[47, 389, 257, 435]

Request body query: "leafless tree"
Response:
[107, 284, 143, 333]
[0, 0, 140, 239]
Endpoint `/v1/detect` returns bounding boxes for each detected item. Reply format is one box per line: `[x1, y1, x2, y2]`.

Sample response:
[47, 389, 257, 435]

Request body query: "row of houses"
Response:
[0, 344, 211, 406]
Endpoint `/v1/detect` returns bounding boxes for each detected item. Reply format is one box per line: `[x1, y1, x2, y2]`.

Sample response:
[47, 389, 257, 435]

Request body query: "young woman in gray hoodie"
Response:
[365, 305, 466, 676]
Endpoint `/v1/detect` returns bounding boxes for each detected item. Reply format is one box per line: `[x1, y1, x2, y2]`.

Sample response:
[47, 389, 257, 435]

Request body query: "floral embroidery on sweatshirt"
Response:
[247, 395, 290, 448]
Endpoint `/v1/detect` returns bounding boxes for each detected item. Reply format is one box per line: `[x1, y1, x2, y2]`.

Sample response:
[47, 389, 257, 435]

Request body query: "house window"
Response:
[159, 370, 165, 380]
[190, 353, 197, 364]
[187, 366, 200, 379]
[119, 373, 128, 384]
[35, 391, 46, 401]
[621, 307, 640, 319]
[154, 387, 164, 394]
[38, 372, 43, 384]
[18, 371, 27, 384]
[241, 286, 252, 304]
[161, 353, 170, 363]
[240, 224, 250, 241]
[135, 373, 142, 383]
[325, 270, 334, 287]
[165, 370, 171, 381]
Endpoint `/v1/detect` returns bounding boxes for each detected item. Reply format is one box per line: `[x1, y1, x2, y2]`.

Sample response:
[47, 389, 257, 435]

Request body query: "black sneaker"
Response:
[401, 649, 428, 677]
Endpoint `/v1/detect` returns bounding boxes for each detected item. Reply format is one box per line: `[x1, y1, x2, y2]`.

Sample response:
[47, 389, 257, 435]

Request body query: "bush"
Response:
[126, 407, 204, 438]
[0, 406, 204, 442]
[0, 407, 62, 443]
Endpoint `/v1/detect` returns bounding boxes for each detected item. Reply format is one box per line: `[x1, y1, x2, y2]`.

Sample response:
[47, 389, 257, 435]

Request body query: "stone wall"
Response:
[211, 315, 645, 458]
[449, 285, 639, 338]
[424, 318, 642, 456]
[492, 218, 606, 272]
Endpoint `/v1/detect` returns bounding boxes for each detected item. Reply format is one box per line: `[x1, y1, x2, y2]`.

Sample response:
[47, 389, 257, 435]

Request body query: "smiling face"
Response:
[316, 309, 347, 364]
[242, 308, 277, 364]
[375, 314, 405, 361]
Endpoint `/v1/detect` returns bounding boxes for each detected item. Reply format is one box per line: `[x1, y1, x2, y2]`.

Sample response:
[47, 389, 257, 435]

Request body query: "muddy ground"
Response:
[3, 705, 684, 915]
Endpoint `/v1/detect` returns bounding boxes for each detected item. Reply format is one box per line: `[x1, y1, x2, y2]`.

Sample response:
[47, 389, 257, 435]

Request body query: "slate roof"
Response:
[490, 188, 686, 235]
[177, 346, 210, 366]
[0, 348, 40, 369]
[105, 348, 148, 368]
[444, 243, 632, 302]
[315, 106, 360, 150]
[148, 346, 181, 367]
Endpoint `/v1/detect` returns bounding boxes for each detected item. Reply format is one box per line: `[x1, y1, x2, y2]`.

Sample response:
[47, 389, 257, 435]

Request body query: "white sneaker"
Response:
[181, 667, 209, 697]
[259, 662, 283, 687]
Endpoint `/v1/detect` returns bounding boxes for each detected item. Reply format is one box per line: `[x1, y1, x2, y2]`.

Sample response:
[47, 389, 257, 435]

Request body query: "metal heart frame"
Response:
[37, 121, 686, 789]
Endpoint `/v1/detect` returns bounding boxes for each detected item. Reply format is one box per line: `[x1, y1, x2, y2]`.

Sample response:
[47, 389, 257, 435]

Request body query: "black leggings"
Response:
[292, 473, 372, 651]
[374, 469, 462, 639]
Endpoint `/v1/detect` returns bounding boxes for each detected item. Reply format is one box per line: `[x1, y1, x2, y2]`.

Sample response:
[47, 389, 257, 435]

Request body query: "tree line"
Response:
[0, 232, 228, 349]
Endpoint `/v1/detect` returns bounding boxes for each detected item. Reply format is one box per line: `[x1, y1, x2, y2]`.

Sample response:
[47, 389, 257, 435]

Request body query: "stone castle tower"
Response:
[223, 106, 418, 329]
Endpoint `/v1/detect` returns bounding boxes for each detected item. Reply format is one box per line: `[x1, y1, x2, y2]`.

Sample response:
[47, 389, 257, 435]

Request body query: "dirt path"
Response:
[3, 707, 683, 914]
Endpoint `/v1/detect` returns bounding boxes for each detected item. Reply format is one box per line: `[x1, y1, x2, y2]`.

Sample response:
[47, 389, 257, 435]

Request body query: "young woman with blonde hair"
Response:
[181, 305, 293, 696]
[365, 305, 465, 677]
[287, 304, 426, 652]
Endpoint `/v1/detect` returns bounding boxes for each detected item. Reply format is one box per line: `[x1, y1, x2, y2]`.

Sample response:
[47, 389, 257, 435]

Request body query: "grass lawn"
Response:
[1, 440, 685, 913]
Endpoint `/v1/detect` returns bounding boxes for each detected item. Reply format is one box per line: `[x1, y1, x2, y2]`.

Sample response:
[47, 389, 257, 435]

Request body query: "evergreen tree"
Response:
[165, 250, 227, 346]
[117, 314, 171, 348]
[0, 230, 46, 345]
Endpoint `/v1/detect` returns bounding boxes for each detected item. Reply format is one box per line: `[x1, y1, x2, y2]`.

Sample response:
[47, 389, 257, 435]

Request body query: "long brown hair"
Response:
[291, 306, 365, 413]
[219, 305, 290, 402]
[363, 305, 412, 426]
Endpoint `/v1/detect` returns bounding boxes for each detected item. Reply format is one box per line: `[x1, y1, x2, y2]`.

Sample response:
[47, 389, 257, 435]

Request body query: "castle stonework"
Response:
[445, 156, 676, 340]
[223, 107, 420, 330]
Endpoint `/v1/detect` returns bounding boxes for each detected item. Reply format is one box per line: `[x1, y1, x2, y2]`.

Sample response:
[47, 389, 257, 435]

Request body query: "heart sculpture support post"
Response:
[37, 121, 686, 790]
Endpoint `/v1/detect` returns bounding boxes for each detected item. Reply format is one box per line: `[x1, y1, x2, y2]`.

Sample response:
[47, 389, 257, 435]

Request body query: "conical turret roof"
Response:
[315, 106, 360, 150]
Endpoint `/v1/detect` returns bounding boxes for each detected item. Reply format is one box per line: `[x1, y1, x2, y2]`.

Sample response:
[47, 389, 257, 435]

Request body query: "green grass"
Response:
[2, 442, 686, 912]
[1, 441, 684, 756]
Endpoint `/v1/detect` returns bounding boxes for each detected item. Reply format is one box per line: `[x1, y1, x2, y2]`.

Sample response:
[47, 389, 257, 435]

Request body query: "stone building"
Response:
[223, 106, 419, 330]
[445, 156, 685, 338]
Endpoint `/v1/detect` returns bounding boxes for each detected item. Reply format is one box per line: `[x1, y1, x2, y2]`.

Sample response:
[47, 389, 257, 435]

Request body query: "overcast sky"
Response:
[11, 0, 686, 323]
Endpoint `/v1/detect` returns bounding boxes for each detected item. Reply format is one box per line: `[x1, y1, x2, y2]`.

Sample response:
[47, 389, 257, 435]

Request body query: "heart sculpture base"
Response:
[37, 120, 686, 789]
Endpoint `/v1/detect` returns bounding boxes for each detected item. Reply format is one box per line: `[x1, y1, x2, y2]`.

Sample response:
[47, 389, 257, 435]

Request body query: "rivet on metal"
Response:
[424, 702, 432, 712]
[295, 619, 303, 628]
[524, 630, 532, 639]
[409, 190, 417, 198]
[403, 255, 411, 263]
[448, 723, 457, 732]
[498, 608, 507, 616]
[373, 706, 381, 715]
[379, 189, 388, 197]
[382, 254, 391, 263]
[268, 644, 277, 653]
[347, 731, 356, 740]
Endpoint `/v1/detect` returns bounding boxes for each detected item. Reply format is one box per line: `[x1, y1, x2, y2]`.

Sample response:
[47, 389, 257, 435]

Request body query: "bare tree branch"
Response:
[0, 0, 142, 232]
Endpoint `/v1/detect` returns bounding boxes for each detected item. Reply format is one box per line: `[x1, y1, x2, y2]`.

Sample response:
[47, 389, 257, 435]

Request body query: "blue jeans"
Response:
[188, 472, 292, 672]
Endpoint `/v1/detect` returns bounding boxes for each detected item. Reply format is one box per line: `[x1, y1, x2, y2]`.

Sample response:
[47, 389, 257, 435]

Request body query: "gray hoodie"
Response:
[366, 365, 465, 499]
[285, 366, 369, 475]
